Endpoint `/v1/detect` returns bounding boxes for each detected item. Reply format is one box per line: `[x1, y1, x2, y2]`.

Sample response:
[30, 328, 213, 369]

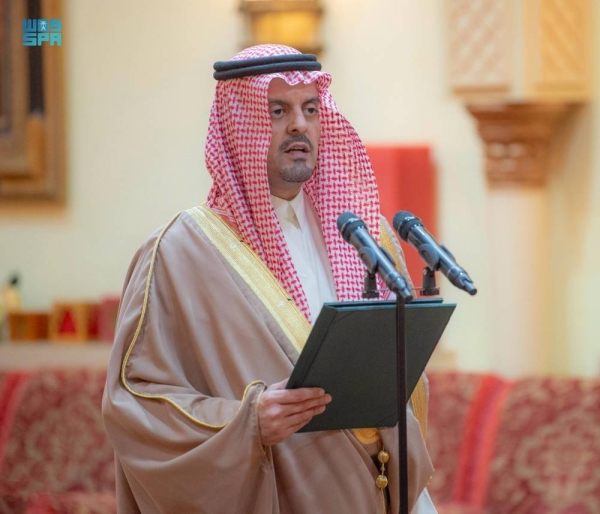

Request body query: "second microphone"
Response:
[337, 212, 413, 302]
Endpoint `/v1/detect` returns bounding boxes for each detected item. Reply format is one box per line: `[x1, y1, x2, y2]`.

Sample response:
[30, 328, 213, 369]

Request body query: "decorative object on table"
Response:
[98, 296, 120, 343]
[0, 274, 22, 342]
[7, 311, 50, 341]
[49, 302, 100, 342]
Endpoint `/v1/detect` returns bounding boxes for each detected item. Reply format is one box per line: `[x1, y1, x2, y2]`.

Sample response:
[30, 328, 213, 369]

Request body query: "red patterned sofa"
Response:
[427, 371, 600, 514]
[1, 369, 599, 514]
[0, 369, 115, 514]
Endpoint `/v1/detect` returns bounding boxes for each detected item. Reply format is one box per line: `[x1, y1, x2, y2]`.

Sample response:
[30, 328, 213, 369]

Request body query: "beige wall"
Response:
[0, 0, 598, 377]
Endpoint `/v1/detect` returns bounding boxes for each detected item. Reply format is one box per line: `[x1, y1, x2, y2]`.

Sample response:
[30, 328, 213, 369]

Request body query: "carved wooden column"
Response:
[446, 0, 591, 376]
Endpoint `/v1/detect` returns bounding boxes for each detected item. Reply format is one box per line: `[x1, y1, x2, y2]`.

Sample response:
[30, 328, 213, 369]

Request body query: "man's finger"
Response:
[286, 405, 327, 434]
[281, 394, 331, 416]
[284, 404, 327, 429]
[269, 387, 327, 404]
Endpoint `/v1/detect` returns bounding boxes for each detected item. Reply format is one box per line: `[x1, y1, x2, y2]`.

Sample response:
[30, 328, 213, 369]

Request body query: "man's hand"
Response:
[258, 378, 332, 446]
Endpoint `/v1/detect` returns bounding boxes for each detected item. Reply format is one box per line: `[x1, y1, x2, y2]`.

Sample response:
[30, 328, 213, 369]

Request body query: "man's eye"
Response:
[305, 106, 319, 115]
[271, 108, 284, 117]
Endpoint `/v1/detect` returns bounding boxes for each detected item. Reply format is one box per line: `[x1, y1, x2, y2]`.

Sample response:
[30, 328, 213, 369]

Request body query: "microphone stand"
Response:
[396, 294, 409, 514]
[362, 271, 380, 299]
[362, 268, 409, 514]
[396, 268, 442, 513]
[419, 266, 440, 297]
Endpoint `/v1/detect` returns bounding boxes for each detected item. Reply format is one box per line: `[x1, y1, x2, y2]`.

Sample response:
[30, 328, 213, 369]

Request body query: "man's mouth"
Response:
[284, 144, 310, 155]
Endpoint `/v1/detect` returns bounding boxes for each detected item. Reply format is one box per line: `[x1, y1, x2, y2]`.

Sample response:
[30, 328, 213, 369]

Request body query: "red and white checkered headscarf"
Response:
[205, 44, 381, 320]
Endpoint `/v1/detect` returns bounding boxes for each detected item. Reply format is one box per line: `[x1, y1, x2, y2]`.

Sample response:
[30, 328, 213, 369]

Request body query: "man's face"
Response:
[266, 78, 321, 200]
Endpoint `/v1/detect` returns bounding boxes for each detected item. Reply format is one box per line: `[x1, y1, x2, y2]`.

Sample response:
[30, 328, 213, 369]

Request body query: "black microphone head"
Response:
[336, 212, 365, 242]
[392, 211, 423, 241]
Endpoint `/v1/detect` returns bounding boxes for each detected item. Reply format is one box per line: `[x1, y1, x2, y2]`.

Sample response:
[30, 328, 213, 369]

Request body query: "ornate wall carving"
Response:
[448, 0, 591, 101]
[447, 0, 511, 93]
[467, 103, 570, 185]
[447, 0, 590, 185]
[525, 0, 590, 97]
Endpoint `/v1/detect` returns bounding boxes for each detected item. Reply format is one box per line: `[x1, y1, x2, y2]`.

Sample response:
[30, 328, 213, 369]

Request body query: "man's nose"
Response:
[288, 108, 308, 134]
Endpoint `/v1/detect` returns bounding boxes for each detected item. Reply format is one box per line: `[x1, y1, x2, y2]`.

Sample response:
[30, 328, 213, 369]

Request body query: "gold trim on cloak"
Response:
[119, 212, 264, 429]
[187, 205, 312, 354]
[187, 205, 428, 443]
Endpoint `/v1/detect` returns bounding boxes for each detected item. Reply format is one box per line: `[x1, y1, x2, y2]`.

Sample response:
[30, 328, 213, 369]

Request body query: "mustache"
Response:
[279, 134, 314, 152]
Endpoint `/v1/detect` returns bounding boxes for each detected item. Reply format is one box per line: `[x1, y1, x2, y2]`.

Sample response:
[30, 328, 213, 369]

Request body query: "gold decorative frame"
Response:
[239, 0, 323, 55]
[0, 0, 65, 203]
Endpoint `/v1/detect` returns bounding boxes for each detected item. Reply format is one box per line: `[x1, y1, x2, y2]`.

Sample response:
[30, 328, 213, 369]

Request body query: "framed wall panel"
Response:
[0, 0, 65, 203]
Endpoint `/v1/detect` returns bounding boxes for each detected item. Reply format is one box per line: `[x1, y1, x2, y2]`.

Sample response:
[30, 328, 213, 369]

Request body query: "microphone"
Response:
[337, 212, 413, 301]
[393, 211, 477, 296]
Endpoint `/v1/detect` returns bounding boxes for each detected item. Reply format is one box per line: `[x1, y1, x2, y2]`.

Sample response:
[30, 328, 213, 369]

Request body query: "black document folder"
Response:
[286, 299, 455, 432]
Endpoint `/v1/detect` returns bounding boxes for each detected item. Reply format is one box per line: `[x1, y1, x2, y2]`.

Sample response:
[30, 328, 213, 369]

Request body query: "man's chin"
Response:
[280, 163, 315, 184]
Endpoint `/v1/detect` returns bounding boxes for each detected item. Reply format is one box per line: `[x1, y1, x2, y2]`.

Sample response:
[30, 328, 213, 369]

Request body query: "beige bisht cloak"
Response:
[102, 206, 434, 514]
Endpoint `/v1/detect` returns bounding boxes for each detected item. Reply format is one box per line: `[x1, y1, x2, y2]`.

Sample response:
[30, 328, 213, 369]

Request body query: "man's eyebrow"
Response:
[267, 96, 321, 105]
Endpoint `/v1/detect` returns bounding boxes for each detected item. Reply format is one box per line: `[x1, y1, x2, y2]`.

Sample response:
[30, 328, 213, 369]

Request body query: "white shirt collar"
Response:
[270, 190, 338, 323]
[271, 191, 307, 231]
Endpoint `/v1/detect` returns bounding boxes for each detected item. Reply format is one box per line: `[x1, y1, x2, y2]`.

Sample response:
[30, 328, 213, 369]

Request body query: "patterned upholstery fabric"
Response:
[436, 503, 486, 514]
[0, 369, 115, 514]
[483, 377, 600, 514]
[29, 492, 116, 514]
[428, 372, 600, 514]
[0, 492, 116, 514]
[2, 368, 599, 513]
[427, 372, 506, 505]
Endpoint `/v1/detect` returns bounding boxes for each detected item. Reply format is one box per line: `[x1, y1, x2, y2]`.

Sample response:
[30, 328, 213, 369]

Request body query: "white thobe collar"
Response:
[271, 191, 337, 324]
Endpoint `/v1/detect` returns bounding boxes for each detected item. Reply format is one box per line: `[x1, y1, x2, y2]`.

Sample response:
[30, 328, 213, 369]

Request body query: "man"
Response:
[103, 44, 435, 513]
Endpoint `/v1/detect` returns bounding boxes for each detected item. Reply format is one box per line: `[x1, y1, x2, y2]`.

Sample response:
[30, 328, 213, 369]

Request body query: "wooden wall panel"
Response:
[0, 0, 65, 203]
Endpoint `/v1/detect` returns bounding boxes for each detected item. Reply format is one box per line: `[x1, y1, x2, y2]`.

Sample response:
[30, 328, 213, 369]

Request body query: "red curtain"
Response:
[367, 145, 437, 286]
